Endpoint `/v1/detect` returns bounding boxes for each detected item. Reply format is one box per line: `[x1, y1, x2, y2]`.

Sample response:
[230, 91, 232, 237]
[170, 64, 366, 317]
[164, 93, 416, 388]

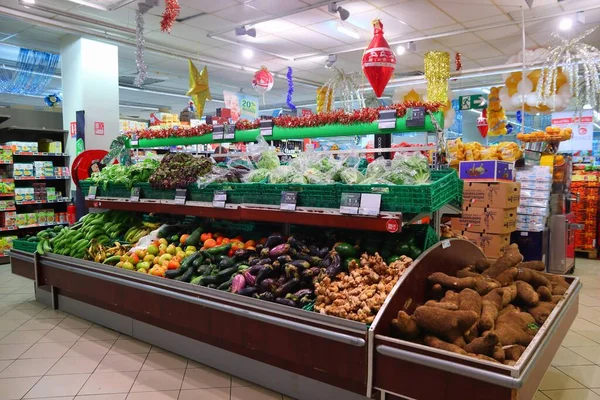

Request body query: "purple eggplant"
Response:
[309, 245, 320, 256]
[276, 297, 298, 307]
[284, 264, 300, 280]
[296, 253, 322, 266]
[259, 278, 277, 293]
[276, 255, 293, 264]
[248, 256, 261, 266]
[242, 270, 256, 287]
[265, 234, 284, 249]
[318, 247, 329, 258]
[324, 251, 342, 277]
[288, 259, 310, 270]
[269, 243, 290, 258]
[257, 292, 274, 302]
[260, 247, 270, 258]
[256, 264, 274, 284]
[301, 267, 321, 280]
[257, 258, 272, 266]
[231, 274, 246, 294]
[255, 244, 264, 253]
[233, 249, 252, 261]
[237, 287, 257, 296]
[249, 264, 263, 275]
[288, 236, 309, 254]
[293, 288, 313, 298]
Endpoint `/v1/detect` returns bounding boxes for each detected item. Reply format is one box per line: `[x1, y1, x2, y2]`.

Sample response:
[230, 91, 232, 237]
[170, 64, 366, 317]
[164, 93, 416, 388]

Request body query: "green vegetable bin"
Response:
[12, 239, 37, 253]
[188, 183, 246, 204]
[243, 183, 342, 208]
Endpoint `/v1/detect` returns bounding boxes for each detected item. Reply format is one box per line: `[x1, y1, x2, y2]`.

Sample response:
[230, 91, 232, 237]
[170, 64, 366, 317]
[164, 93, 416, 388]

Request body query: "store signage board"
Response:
[378, 109, 397, 130]
[260, 120, 273, 137]
[551, 111, 593, 151]
[340, 193, 361, 215]
[359, 193, 381, 216]
[213, 190, 227, 208]
[280, 191, 297, 211]
[406, 107, 426, 128]
[212, 125, 224, 141]
[87, 185, 97, 200]
[94, 122, 105, 135]
[70, 122, 76, 138]
[223, 124, 235, 140]
[459, 95, 487, 110]
[174, 189, 187, 205]
[130, 187, 140, 202]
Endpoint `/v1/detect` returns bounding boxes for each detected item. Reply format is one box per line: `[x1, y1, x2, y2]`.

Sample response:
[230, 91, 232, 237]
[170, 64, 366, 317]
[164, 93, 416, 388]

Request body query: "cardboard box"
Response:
[451, 207, 517, 234]
[462, 181, 521, 209]
[457, 230, 511, 258]
[459, 160, 515, 182]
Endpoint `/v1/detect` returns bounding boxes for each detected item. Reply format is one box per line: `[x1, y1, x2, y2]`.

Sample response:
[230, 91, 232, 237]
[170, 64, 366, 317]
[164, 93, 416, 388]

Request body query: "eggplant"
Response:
[288, 236, 310, 254]
[249, 264, 263, 276]
[257, 292, 274, 302]
[296, 253, 322, 266]
[285, 292, 299, 302]
[318, 247, 329, 258]
[256, 265, 274, 284]
[231, 274, 246, 293]
[299, 295, 314, 306]
[325, 251, 343, 277]
[242, 270, 256, 287]
[288, 248, 298, 258]
[284, 264, 300, 280]
[260, 248, 270, 258]
[257, 258, 272, 266]
[269, 243, 290, 258]
[237, 287, 257, 296]
[309, 245, 320, 256]
[293, 288, 313, 298]
[264, 233, 284, 249]
[255, 244, 264, 253]
[233, 249, 252, 261]
[288, 260, 310, 270]
[276, 297, 297, 307]
[259, 278, 277, 293]
[248, 256, 261, 265]
[276, 255, 293, 265]
[301, 267, 321, 279]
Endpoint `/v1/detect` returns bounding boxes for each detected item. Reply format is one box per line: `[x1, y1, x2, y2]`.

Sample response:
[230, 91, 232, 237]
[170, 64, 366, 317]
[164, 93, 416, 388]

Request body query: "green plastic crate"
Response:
[243, 183, 342, 208]
[136, 183, 175, 200]
[339, 169, 461, 213]
[79, 179, 93, 194]
[189, 183, 246, 204]
[13, 239, 37, 253]
[102, 183, 130, 198]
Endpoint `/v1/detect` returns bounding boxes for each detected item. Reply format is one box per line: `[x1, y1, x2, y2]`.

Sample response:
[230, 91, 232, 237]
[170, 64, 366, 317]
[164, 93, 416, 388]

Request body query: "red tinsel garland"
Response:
[160, 0, 180, 33]
[127, 102, 444, 140]
[455, 53, 462, 72]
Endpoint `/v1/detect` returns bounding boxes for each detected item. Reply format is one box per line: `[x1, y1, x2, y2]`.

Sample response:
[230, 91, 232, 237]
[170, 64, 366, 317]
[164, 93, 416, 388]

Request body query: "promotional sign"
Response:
[223, 90, 259, 122]
[551, 110, 593, 152]
[70, 122, 76, 138]
[94, 122, 105, 135]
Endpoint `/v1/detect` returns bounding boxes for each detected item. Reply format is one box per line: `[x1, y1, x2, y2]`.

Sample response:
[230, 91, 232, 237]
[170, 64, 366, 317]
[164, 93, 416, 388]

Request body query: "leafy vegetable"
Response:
[149, 153, 212, 189]
[257, 150, 280, 170]
[90, 158, 160, 189]
[246, 168, 270, 183]
[338, 168, 364, 184]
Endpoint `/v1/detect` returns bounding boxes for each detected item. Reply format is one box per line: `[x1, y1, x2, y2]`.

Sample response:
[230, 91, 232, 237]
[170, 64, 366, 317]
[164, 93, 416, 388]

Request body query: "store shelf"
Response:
[16, 199, 69, 205]
[86, 198, 403, 232]
[0, 194, 14, 197]
[0, 208, 16, 212]
[0, 126, 67, 135]
[14, 176, 70, 181]
[0, 222, 67, 232]
[13, 151, 69, 157]
[0, 161, 12, 165]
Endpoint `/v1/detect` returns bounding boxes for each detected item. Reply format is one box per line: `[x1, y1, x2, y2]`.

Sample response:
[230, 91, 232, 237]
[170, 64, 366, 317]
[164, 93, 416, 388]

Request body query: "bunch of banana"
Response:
[88, 241, 131, 263]
[124, 225, 151, 243]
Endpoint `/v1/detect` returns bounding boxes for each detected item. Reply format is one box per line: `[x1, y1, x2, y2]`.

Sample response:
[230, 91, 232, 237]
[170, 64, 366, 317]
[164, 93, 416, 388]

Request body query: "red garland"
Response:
[127, 102, 444, 140]
[160, 0, 180, 33]
[455, 53, 462, 72]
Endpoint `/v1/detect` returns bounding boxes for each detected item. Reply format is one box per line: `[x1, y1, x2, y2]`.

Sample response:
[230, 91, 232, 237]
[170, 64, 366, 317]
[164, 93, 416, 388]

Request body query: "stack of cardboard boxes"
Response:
[452, 160, 521, 261]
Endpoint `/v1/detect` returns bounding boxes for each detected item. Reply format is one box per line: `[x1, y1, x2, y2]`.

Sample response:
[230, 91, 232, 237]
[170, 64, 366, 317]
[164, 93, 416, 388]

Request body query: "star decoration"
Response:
[187, 60, 211, 117]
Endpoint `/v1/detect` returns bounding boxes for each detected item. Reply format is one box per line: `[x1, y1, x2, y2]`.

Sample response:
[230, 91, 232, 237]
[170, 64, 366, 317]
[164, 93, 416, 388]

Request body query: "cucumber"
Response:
[216, 266, 238, 282]
[198, 275, 219, 286]
[180, 252, 202, 272]
[179, 268, 194, 283]
[217, 257, 235, 270]
[164, 268, 183, 279]
[196, 264, 211, 276]
[217, 277, 233, 290]
[185, 227, 203, 247]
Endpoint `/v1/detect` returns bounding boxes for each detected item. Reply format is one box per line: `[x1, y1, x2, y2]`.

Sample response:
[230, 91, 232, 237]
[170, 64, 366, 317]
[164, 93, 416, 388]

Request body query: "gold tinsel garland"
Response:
[424, 51, 450, 104]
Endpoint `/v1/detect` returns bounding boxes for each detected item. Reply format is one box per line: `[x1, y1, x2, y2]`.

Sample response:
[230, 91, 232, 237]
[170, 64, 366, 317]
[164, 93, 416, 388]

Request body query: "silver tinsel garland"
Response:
[536, 27, 600, 113]
[134, 9, 148, 87]
[323, 68, 365, 113]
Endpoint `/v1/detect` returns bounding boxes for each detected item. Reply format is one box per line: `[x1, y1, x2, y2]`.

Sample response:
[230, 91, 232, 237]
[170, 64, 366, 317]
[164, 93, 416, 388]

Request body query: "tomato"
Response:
[200, 233, 213, 243]
[204, 239, 217, 248]
[231, 241, 245, 252]
[234, 235, 244, 242]
[167, 260, 180, 270]
[179, 234, 189, 245]
[216, 236, 224, 245]
[228, 249, 235, 257]
[245, 240, 256, 248]
[222, 238, 230, 244]
[245, 246, 256, 251]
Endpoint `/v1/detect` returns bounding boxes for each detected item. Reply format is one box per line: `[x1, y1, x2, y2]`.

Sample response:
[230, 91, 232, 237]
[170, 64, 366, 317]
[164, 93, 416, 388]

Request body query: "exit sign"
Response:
[459, 94, 487, 110]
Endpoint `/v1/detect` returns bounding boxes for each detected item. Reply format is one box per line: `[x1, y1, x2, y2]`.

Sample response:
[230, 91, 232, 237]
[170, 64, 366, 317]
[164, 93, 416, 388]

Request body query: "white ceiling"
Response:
[0, 0, 599, 119]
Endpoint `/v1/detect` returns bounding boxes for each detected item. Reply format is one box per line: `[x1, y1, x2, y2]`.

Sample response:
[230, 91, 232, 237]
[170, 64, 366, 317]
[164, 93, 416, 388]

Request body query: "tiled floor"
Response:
[1, 259, 600, 400]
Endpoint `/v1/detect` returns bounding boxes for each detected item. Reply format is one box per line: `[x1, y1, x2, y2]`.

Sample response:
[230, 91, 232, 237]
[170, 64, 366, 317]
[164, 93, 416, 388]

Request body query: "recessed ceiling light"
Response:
[559, 17, 573, 30]
[396, 45, 406, 56]
[583, 104, 593, 109]
[22, 0, 35, 4]
[242, 48, 253, 59]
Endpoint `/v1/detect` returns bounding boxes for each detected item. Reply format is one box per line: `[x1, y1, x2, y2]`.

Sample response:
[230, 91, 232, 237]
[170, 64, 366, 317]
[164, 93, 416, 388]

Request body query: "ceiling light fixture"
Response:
[242, 48, 253, 59]
[325, 54, 337, 68]
[559, 17, 573, 30]
[235, 25, 256, 38]
[328, 2, 349, 21]
[396, 45, 406, 56]
[336, 22, 360, 39]
[583, 104, 593, 109]
[21, 0, 35, 3]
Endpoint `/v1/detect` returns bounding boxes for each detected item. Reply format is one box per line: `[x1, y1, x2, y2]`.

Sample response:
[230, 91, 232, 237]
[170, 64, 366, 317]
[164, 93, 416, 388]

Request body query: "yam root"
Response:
[474, 259, 491, 273]
[457, 267, 481, 278]
[458, 288, 482, 316]
[495, 267, 518, 286]
[537, 286, 553, 302]
[551, 295, 563, 304]
[431, 283, 445, 299]
[425, 300, 459, 310]
[518, 261, 545, 271]
[480, 289, 504, 331]
[470, 353, 500, 363]
[493, 344, 506, 363]
[516, 268, 552, 290]
[414, 306, 478, 346]
[504, 344, 526, 361]
[483, 244, 523, 278]
[465, 323, 479, 344]
[552, 285, 567, 296]
[527, 301, 556, 325]
[424, 336, 467, 355]
[495, 306, 538, 346]
[428, 272, 500, 295]
[500, 284, 518, 306]
[515, 281, 539, 307]
[464, 331, 499, 356]
[391, 311, 420, 339]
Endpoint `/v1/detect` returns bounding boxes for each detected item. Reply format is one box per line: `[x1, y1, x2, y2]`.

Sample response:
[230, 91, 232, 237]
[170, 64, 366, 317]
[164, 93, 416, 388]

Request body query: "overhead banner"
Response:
[223, 90, 259, 122]
[551, 110, 594, 152]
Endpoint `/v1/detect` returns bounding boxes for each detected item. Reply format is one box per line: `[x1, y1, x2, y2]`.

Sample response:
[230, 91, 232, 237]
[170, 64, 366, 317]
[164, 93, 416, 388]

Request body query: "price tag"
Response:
[174, 188, 187, 205]
[130, 187, 140, 202]
[280, 191, 297, 211]
[359, 193, 381, 216]
[212, 125, 224, 140]
[340, 193, 360, 215]
[130, 140, 139, 146]
[521, 231, 529, 236]
[260, 119, 273, 137]
[441, 239, 451, 249]
[406, 107, 425, 128]
[223, 124, 235, 140]
[87, 185, 97, 200]
[378, 109, 397, 130]
[213, 190, 227, 208]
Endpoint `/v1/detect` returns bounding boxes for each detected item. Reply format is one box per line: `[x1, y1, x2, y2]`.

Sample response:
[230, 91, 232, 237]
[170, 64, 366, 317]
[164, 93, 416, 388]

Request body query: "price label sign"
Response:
[340, 193, 361, 215]
[441, 239, 451, 249]
[378, 109, 397, 130]
[130, 140, 139, 146]
[130, 187, 140, 202]
[212, 125, 224, 140]
[87, 185, 97, 200]
[406, 107, 426, 128]
[260, 119, 273, 137]
[223, 124, 235, 140]
[174, 188, 187, 205]
[213, 190, 227, 208]
[280, 191, 298, 211]
[359, 193, 382, 216]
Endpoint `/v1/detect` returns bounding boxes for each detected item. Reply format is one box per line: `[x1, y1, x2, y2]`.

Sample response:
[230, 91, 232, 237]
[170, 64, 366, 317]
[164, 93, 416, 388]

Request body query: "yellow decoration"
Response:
[488, 86, 508, 136]
[316, 86, 333, 113]
[186, 60, 211, 117]
[404, 89, 421, 102]
[447, 138, 522, 168]
[424, 51, 450, 103]
[502, 68, 571, 114]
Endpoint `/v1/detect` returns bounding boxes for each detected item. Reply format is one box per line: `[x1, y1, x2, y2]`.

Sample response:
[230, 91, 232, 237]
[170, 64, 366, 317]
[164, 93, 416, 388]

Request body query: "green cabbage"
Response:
[257, 150, 280, 170]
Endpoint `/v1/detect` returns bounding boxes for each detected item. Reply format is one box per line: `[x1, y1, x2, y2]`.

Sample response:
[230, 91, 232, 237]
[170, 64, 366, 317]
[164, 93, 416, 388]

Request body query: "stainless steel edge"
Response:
[42, 253, 368, 334]
[7, 250, 34, 262]
[375, 279, 582, 389]
[42, 259, 366, 347]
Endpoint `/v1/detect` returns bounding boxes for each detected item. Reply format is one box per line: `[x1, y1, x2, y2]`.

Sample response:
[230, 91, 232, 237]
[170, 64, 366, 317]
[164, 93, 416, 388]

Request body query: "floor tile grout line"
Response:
[122, 341, 153, 398]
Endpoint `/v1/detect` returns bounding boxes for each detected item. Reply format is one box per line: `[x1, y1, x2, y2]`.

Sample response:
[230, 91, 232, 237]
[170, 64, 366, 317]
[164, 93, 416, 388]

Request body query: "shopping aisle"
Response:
[0, 263, 291, 400]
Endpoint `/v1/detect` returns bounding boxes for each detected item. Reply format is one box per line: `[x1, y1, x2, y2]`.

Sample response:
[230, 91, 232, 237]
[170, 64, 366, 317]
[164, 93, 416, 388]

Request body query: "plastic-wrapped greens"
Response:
[248, 134, 280, 170]
[366, 157, 390, 178]
[338, 168, 364, 184]
[303, 168, 333, 184]
[392, 152, 430, 184]
[268, 165, 294, 184]
[245, 168, 270, 183]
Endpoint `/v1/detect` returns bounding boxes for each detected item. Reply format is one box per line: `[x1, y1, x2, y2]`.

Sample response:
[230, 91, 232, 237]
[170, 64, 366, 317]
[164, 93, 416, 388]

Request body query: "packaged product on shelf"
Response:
[462, 181, 520, 209]
[36, 210, 47, 224]
[0, 235, 17, 252]
[0, 200, 14, 210]
[516, 221, 546, 232]
[517, 214, 547, 225]
[519, 180, 552, 191]
[521, 189, 550, 200]
[15, 213, 26, 227]
[46, 187, 56, 201]
[0, 179, 13, 194]
[516, 166, 552, 181]
[455, 230, 510, 258]
[46, 210, 55, 223]
[62, 167, 70, 177]
[459, 160, 515, 182]
[519, 197, 549, 208]
[517, 206, 550, 216]
[3, 212, 15, 227]
[26, 213, 37, 225]
[57, 212, 66, 224]
[38, 140, 62, 153]
[451, 206, 517, 234]
[14, 188, 33, 202]
[0, 147, 12, 163]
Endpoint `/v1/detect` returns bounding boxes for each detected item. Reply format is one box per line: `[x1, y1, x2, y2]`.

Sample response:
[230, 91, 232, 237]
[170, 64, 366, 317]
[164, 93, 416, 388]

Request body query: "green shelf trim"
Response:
[127, 111, 443, 148]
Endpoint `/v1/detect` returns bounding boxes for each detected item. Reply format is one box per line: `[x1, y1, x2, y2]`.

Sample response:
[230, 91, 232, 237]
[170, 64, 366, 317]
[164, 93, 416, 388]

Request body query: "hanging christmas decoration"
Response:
[424, 51, 450, 103]
[252, 66, 274, 104]
[134, 9, 147, 87]
[160, 0, 180, 33]
[455, 53, 462, 71]
[536, 27, 599, 114]
[44, 93, 61, 108]
[316, 86, 332, 113]
[187, 60, 211, 117]
[0, 48, 60, 95]
[477, 108, 489, 139]
[286, 67, 296, 110]
[320, 68, 365, 113]
[516, 110, 523, 124]
[487, 86, 508, 136]
[362, 19, 396, 97]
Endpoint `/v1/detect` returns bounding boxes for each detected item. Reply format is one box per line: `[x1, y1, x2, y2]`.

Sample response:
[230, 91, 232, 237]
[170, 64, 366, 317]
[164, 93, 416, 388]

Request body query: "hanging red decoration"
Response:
[160, 0, 180, 33]
[362, 19, 396, 97]
[455, 52, 462, 71]
[477, 108, 488, 138]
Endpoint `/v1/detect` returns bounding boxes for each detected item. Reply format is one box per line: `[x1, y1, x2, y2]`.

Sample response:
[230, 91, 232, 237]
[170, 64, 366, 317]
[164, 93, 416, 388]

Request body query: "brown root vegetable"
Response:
[504, 360, 517, 366]
[527, 301, 556, 325]
[537, 286, 553, 302]
[391, 311, 420, 339]
[495, 305, 538, 346]
[518, 261, 545, 271]
[551, 295, 563, 304]
[474, 259, 491, 273]
[431, 283, 445, 299]
[515, 281, 539, 307]
[500, 284, 518, 306]
[458, 288, 482, 316]
[495, 267, 518, 286]
[470, 353, 500, 363]
[457, 266, 481, 278]
[504, 344, 526, 361]
[552, 285, 567, 296]
[424, 336, 468, 355]
[483, 244, 523, 278]
[493, 344, 506, 363]
[464, 331, 499, 356]
[541, 273, 570, 291]
[480, 289, 504, 331]
[516, 268, 552, 290]
[425, 300, 459, 310]
[414, 306, 479, 346]
[464, 323, 479, 344]
[428, 272, 500, 295]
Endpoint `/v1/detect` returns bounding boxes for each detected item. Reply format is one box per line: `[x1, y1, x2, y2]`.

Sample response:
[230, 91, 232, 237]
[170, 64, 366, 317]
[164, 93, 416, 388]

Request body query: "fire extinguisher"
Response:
[67, 198, 77, 225]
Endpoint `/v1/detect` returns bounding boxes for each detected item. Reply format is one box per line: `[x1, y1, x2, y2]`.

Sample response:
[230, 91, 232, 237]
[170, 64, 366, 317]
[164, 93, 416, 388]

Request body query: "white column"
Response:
[60, 36, 119, 154]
